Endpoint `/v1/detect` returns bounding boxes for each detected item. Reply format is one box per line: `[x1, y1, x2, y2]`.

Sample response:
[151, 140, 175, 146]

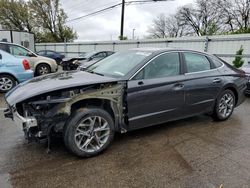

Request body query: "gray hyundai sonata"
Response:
[4, 48, 247, 157]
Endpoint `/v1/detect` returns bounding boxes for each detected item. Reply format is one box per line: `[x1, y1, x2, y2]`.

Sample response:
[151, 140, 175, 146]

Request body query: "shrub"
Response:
[232, 46, 244, 68]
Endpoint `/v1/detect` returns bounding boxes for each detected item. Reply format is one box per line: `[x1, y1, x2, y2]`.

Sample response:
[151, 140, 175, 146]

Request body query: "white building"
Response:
[0, 29, 35, 51]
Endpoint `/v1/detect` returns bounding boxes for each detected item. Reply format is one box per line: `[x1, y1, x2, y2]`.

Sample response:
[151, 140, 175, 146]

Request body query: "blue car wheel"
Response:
[0, 74, 16, 93]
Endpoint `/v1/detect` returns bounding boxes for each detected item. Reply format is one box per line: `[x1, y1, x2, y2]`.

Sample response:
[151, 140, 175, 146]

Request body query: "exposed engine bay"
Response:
[4, 82, 127, 151]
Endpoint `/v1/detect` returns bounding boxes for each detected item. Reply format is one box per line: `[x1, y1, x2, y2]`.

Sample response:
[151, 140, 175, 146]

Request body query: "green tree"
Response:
[0, 0, 34, 32]
[232, 46, 244, 68]
[29, 0, 77, 42]
[0, 0, 77, 42]
[118, 36, 128, 40]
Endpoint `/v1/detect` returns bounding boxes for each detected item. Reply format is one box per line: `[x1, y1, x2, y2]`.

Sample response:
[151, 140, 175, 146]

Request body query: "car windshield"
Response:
[81, 51, 96, 58]
[86, 50, 151, 78]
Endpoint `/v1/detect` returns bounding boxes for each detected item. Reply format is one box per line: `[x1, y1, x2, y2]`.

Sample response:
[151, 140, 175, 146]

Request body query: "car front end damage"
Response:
[4, 82, 127, 146]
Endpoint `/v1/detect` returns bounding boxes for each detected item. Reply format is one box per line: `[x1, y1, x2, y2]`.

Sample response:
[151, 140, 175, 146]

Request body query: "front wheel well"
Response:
[70, 99, 115, 121]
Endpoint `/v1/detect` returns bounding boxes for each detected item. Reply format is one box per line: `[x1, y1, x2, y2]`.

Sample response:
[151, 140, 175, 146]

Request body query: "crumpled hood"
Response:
[5, 71, 116, 106]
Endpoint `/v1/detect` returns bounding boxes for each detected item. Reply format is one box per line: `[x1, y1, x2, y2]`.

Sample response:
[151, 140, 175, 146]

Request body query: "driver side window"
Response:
[133, 52, 180, 80]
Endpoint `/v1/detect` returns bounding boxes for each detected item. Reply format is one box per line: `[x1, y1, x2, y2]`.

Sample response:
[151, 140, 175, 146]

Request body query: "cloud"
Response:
[61, 0, 194, 41]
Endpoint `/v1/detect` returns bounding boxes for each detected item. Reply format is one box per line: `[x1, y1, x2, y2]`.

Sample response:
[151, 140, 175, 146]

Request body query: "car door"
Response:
[182, 52, 223, 115]
[127, 52, 185, 130]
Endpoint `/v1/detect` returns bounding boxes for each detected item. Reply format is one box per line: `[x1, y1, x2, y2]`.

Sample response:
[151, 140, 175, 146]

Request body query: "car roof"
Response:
[128, 47, 210, 55]
[0, 41, 32, 51]
[0, 41, 21, 46]
[37, 50, 57, 52]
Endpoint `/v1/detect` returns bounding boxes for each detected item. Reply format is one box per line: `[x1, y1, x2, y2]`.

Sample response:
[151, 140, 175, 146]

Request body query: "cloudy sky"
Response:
[61, 0, 194, 41]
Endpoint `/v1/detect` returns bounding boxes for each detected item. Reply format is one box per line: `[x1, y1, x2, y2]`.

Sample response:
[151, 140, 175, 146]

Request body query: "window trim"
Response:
[129, 51, 183, 80]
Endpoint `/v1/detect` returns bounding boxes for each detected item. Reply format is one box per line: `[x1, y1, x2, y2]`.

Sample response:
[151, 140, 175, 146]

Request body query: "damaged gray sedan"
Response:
[4, 48, 247, 157]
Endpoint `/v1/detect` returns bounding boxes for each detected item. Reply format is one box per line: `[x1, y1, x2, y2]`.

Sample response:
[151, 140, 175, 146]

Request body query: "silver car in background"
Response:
[241, 62, 250, 94]
[0, 42, 58, 76]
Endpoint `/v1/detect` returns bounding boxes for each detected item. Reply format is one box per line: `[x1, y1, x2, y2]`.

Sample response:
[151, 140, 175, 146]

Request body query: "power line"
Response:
[66, 3, 122, 23]
[66, 1, 121, 19]
[66, 0, 171, 23]
[66, 0, 120, 14]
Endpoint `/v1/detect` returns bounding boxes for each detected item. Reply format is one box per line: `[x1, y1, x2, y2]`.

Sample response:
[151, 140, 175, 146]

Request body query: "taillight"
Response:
[22, 59, 30, 70]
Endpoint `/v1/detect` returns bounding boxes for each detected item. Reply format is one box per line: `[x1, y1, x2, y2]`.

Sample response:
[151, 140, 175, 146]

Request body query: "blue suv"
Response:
[0, 49, 33, 92]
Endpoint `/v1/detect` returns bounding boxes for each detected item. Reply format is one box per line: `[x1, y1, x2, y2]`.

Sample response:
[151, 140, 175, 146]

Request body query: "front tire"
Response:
[212, 89, 235, 121]
[63, 108, 115, 157]
[36, 64, 51, 76]
[0, 75, 17, 93]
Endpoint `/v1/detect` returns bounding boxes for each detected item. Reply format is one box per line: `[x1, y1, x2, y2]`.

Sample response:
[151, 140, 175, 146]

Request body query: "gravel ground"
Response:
[1, 93, 250, 188]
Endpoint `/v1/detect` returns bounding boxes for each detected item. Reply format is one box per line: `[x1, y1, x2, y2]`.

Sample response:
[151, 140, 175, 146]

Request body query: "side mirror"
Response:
[88, 57, 93, 61]
[0, 54, 2, 59]
[27, 51, 35, 57]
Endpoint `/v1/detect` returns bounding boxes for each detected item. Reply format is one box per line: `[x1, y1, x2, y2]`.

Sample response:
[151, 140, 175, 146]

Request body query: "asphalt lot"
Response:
[1, 94, 250, 188]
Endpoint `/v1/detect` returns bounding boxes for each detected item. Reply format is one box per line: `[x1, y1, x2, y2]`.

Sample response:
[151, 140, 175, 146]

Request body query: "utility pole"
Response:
[132, 29, 135, 40]
[120, 0, 169, 40]
[120, 0, 125, 40]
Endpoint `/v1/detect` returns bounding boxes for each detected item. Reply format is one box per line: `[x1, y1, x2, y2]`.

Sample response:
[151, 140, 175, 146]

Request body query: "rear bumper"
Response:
[236, 82, 247, 107]
[245, 82, 250, 95]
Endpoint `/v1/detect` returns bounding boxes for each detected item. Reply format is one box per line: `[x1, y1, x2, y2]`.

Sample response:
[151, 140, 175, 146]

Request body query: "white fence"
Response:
[35, 34, 250, 64]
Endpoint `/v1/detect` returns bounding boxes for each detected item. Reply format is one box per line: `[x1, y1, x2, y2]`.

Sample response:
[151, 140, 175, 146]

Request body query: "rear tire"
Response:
[63, 108, 115, 157]
[0, 74, 17, 93]
[212, 89, 235, 121]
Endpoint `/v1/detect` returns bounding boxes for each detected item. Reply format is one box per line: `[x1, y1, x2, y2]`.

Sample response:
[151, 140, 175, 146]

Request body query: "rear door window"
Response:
[183, 52, 211, 73]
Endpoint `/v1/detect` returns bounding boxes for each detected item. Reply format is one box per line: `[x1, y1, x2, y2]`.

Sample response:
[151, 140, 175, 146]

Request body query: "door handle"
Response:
[173, 83, 184, 90]
[138, 81, 144, 85]
[213, 78, 222, 84]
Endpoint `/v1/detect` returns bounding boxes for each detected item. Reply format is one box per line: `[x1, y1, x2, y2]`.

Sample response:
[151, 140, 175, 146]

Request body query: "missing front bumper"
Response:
[4, 106, 38, 131]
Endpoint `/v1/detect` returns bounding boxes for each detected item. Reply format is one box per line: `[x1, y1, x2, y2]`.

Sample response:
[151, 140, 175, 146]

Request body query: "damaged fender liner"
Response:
[29, 82, 128, 137]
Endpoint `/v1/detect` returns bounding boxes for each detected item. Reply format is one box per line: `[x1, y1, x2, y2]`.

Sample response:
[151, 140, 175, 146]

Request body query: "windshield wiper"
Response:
[88, 70, 104, 76]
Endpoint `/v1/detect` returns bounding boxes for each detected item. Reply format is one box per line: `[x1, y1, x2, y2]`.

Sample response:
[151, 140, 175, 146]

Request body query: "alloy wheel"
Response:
[218, 93, 234, 119]
[39, 66, 49, 75]
[74, 116, 111, 153]
[0, 77, 14, 91]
